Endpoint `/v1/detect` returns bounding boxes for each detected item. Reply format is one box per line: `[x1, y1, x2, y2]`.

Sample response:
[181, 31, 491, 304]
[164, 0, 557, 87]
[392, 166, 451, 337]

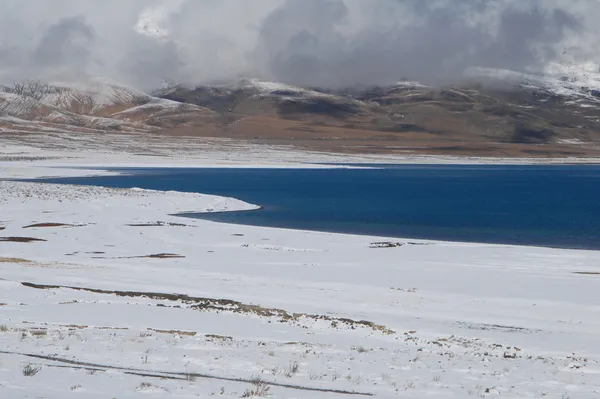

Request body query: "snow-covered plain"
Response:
[1, 138, 600, 398]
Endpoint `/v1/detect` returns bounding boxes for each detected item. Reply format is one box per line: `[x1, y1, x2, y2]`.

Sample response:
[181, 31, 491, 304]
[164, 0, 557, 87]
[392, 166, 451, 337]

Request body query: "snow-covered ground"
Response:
[2, 133, 600, 176]
[1, 138, 600, 398]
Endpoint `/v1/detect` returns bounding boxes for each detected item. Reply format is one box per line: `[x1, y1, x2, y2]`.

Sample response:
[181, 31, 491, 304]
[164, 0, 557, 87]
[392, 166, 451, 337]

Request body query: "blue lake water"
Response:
[33, 165, 600, 250]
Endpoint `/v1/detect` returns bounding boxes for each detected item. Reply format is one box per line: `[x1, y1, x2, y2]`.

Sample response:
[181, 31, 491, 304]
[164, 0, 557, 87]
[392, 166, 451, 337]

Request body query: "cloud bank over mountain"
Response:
[0, 0, 598, 89]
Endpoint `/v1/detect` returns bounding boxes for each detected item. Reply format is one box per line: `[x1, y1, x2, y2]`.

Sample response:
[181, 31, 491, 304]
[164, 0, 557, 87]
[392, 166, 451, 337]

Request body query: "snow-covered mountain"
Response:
[0, 80, 219, 134]
[2, 73, 600, 157]
[468, 62, 600, 107]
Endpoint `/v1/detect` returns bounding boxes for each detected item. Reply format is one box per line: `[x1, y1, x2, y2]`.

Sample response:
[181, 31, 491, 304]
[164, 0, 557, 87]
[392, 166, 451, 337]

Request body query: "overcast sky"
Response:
[0, 0, 598, 89]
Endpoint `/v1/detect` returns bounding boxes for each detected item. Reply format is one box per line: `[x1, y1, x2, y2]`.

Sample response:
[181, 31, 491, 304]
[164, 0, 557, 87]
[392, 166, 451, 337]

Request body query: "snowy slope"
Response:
[0, 91, 55, 119]
[39, 81, 152, 115]
[469, 63, 600, 106]
[0, 81, 218, 134]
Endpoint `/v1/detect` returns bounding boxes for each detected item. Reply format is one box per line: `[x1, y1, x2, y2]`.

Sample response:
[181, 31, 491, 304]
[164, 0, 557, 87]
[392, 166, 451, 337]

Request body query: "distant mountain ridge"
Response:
[2, 72, 600, 157]
[0, 80, 219, 134]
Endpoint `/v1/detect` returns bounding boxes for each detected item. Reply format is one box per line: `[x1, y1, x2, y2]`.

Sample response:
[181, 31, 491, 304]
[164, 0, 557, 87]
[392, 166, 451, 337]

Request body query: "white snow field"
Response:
[1, 139, 600, 398]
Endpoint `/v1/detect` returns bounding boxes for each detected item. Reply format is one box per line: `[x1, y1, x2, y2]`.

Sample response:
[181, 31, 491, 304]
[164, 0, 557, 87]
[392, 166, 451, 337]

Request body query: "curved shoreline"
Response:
[28, 164, 600, 251]
[2, 142, 600, 398]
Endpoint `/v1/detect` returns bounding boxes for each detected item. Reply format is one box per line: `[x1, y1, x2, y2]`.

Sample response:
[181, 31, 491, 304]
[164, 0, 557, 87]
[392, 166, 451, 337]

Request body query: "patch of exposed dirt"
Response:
[370, 242, 404, 248]
[91, 253, 185, 259]
[456, 322, 540, 334]
[0, 237, 47, 243]
[61, 324, 88, 330]
[96, 326, 129, 331]
[21, 282, 395, 335]
[29, 329, 48, 337]
[23, 223, 74, 229]
[0, 257, 32, 263]
[126, 221, 189, 227]
[205, 334, 233, 341]
[370, 241, 434, 248]
[145, 253, 185, 259]
[148, 328, 197, 336]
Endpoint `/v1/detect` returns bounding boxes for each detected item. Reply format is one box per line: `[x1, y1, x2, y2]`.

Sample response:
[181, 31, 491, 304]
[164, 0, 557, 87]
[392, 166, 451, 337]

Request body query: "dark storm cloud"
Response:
[0, 0, 596, 89]
[117, 37, 183, 90]
[258, 0, 582, 86]
[33, 17, 95, 73]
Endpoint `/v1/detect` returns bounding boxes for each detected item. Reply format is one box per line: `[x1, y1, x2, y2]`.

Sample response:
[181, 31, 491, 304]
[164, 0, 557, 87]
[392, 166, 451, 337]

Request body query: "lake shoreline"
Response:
[2, 140, 600, 398]
[32, 165, 600, 251]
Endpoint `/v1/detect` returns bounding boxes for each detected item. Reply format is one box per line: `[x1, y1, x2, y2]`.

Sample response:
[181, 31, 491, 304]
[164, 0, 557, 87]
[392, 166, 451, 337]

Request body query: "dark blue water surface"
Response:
[33, 165, 600, 249]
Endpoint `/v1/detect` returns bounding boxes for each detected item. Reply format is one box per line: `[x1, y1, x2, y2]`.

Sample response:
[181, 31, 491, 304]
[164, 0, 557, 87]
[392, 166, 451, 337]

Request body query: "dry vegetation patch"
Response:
[0, 257, 32, 263]
[21, 282, 395, 335]
[242, 377, 271, 398]
[22, 364, 42, 377]
[148, 328, 197, 336]
[30, 329, 48, 337]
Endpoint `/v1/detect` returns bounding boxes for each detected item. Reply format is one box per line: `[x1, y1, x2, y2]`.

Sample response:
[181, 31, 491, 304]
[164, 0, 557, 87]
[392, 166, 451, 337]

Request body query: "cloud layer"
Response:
[0, 0, 598, 89]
